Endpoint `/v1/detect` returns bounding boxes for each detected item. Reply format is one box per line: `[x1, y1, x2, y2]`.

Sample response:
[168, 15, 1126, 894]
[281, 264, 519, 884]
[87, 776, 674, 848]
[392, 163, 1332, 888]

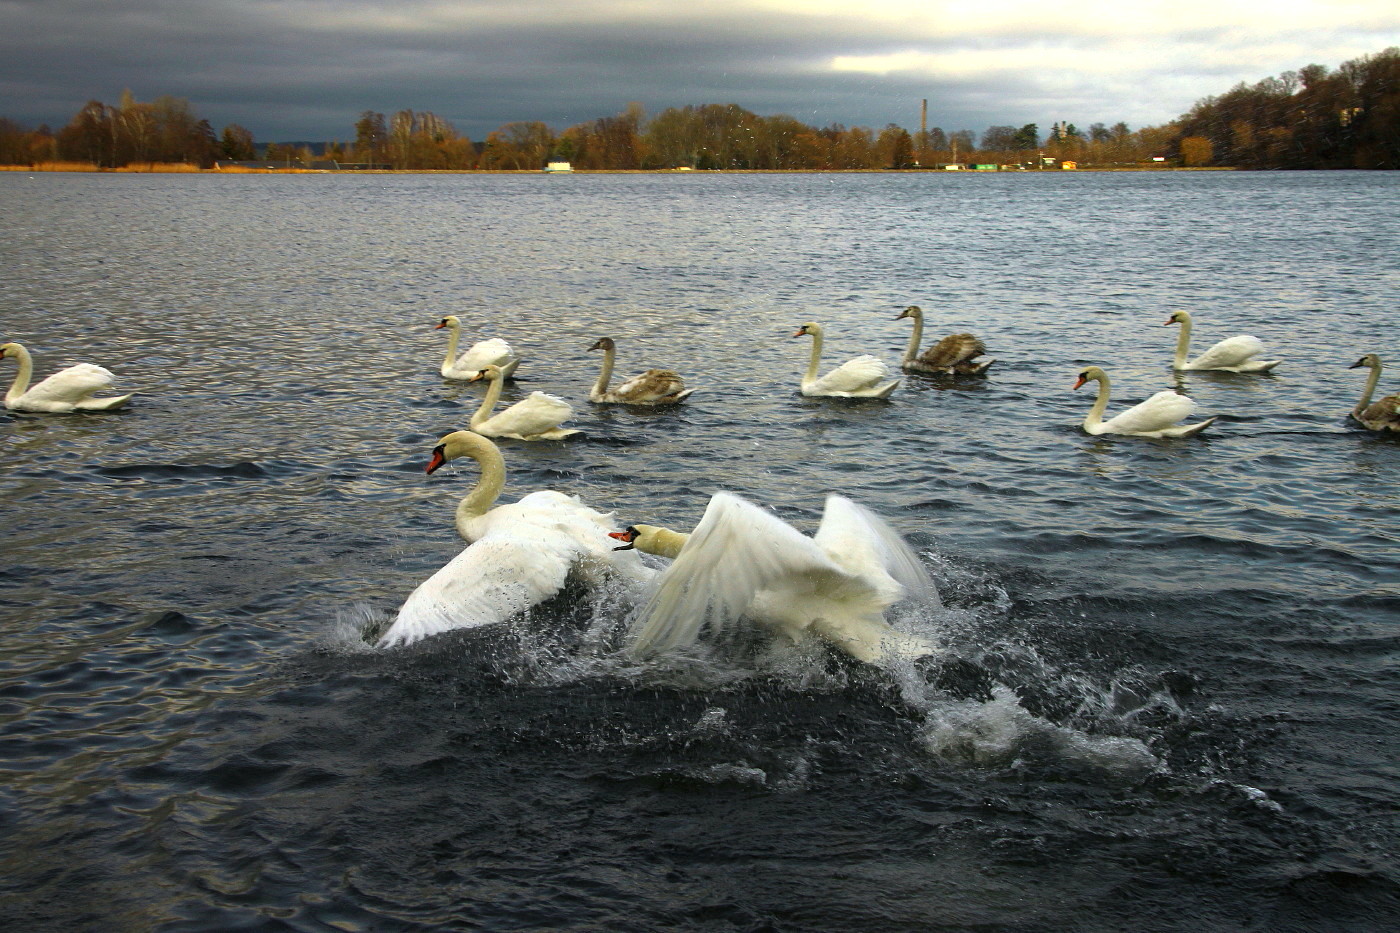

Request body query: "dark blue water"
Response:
[2, 170, 1397, 931]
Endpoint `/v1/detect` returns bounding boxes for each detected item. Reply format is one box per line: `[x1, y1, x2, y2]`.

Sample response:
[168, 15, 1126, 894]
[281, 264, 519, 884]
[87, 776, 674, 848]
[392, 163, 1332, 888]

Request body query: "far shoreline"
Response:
[1, 163, 1238, 175]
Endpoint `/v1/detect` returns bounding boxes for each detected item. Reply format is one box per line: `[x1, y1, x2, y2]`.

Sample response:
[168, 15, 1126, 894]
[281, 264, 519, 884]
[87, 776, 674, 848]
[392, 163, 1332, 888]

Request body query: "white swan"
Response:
[379, 430, 652, 648]
[2, 342, 133, 412]
[436, 315, 520, 380]
[792, 322, 900, 398]
[588, 337, 694, 405]
[609, 491, 938, 665]
[895, 305, 995, 375]
[1073, 366, 1216, 437]
[1348, 354, 1400, 432]
[467, 364, 579, 440]
[1165, 310, 1280, 372]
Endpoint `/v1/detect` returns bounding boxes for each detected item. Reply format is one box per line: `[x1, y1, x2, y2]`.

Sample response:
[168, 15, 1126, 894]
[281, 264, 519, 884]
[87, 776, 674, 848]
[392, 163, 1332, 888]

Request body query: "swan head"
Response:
[435, 315, 461, 331]
[895, 305, 922, 321]
[608, 524, 677, 555]
[469, 364, 505, 383]
[588, 337, 615, 352]
[424, 430, 496, 474]
[1073, 366, 1107, 390]
[793, 322, 822, 339]
[1164, 310, 1190, 327]
[1350, 353, 1381, 370]
[0, 343, 21, 360]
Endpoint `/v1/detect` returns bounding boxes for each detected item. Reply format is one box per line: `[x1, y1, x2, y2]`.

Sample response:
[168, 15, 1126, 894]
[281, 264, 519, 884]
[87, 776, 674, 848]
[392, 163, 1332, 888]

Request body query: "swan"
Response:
[379, 430, 653, 648]
[1073, 366, 1216, 437]
[2, 342, 133, 412]
[436, 315, 520, 380]
[1348, 354, 1400, 432]
[1165, 310, 1280, 372]
[467, 364, 579, 440]
[792, 322, 900, 398]
[588, 337, 694, 405]
[608, 491, 938, 665]
[895, 305, 995, 375]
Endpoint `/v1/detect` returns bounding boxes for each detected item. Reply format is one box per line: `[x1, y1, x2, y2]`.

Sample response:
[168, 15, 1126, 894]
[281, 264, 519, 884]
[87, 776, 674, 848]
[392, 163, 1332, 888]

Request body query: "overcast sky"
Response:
[3, 1, 1398, 142]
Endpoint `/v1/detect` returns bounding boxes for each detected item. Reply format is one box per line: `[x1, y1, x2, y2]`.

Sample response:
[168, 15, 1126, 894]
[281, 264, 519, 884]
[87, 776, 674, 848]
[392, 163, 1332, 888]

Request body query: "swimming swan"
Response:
[793, 322, 900, 398]
[436, 315, 520, 380]
[895, 305, 995, 375]
[1, 342, 133, 412]
[587, 337, 694, 405]
[609, 491, 938, 665]
[468, 364, 579, 440]
[1348, 354, 1400, 432]
[1073, 366, 1216, 437]
[1165, 310, 1280, 373]
[378, 430, 651, 648]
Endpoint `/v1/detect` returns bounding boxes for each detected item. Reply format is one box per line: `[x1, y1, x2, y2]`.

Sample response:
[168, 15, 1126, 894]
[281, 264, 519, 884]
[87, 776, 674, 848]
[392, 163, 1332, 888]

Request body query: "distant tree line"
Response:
[2, 47, 1395, 171]
[1173, 47, 1400, 169]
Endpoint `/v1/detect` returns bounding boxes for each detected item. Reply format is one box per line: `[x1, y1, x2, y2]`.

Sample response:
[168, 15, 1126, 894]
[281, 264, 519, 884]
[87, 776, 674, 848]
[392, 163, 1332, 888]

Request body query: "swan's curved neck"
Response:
[902, 312, 923, 363]
[640, 528, 689, 559]
[442, 323, 461, 369]
[453, 438, 507, 534]
[3, 345, 33, 404]
[591, 345, 616, 400]
[1172, 316, 1193, 368]
[1356, 358, 1383, 415]
[470, 375, 504, 429]
[803, 330, 825, 387]
[1083, 373, 1111, 431]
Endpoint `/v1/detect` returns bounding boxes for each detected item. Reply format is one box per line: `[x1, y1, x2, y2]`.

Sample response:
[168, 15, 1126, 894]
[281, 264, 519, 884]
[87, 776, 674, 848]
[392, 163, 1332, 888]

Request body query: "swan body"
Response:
[1165, 310, 1279, 373]
[468, 364, 578, 440]
[379, 431, 651, 648]
[436, 315, 519, 380]
[1348, 354, 1400, 432]
[793, 322, 899, 398]
[1073, 366, 1216, 437]
[588, 337, 694, 405]
[895, 305, 995, 375]
[1, 342, 133, 412]
[610, 492, 938, 665]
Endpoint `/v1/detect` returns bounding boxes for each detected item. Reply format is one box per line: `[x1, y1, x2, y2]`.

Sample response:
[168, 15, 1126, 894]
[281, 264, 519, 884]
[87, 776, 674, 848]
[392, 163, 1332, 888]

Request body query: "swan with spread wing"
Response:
[378, 430, 651, 648]
[609, 492, 938, 665]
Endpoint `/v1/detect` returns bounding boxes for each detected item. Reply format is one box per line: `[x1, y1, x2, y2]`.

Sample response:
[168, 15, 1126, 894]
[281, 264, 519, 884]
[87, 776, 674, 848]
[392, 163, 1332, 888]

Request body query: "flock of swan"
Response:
[2, 307, 1396, 666]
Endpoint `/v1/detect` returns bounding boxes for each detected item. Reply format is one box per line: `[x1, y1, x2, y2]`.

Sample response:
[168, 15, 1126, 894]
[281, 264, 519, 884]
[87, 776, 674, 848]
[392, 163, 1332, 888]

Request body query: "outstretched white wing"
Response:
[378, 535, 577, 648]
[814, 495, 938, 610]
[627, 493, 861, 653]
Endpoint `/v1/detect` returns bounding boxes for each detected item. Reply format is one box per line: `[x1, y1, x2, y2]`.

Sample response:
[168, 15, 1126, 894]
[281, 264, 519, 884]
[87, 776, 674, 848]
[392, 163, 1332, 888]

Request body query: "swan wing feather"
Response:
[610, 369, 688, 403]
[1102, 390, 1197, 434]
[479, 392, 573, 438]
[628, 492, 855, 653]
[21, 363, 116, 406]
[814, 495, 938, 609]
[1188, 335, 1264, 369]
[810, 355, 891, 394]
[378, 534, 576, 648]
[919, 334, 986, 369]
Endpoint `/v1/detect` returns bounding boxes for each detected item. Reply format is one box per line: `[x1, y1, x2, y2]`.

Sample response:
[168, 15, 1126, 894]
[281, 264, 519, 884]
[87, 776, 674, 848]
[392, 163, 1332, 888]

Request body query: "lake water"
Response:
[1, 169, 1398, 931]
